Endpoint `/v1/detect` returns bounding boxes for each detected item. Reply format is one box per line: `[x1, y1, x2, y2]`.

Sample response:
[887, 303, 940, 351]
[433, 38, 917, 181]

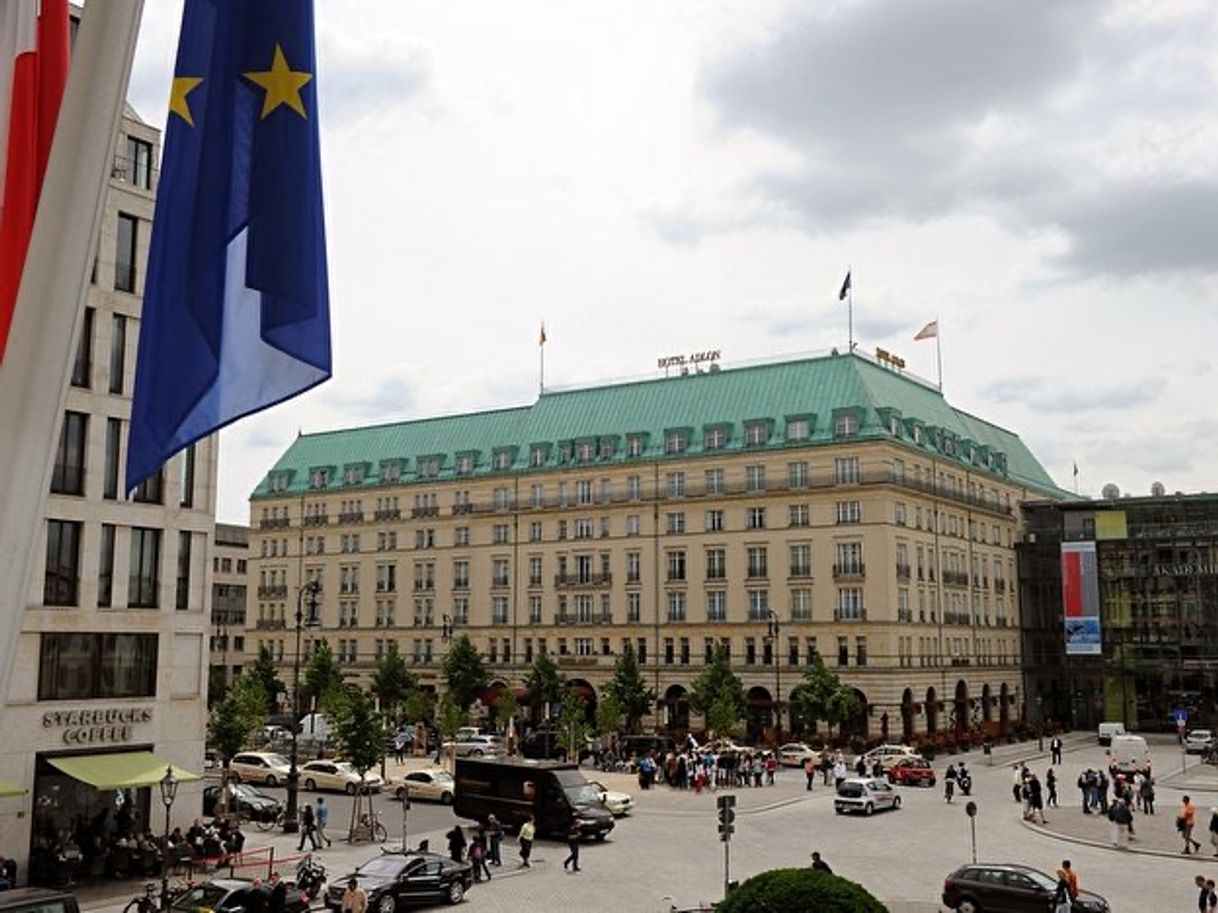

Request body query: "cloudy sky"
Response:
[128, 0, 1218, 523]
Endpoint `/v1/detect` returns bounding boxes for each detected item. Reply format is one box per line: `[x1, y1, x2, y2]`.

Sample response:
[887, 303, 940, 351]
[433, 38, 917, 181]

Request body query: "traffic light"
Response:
[717, 806, 736, 826]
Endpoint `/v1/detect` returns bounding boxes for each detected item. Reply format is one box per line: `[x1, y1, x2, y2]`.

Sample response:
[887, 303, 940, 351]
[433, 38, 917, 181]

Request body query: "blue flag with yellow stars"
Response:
[126, 0, 331, 493]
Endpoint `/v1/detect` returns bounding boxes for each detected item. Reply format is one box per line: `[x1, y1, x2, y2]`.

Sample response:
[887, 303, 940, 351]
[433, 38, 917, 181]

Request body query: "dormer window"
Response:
[704, 428, 726, 450]
[530, 445, 546, 467]
[627, 435, 644, 458]
[744, 423, 767, 447]
[380, 460, 402, 482]
[889, 415, 901, 436]
[559, 443, 572, 464]
[786, 419, 809, 442]
[342, 464, 365, 485]
[912, 425, 924, 445]
[599, 439, 615, 459]
[494, 449, 513, 471]
[576, 441, 594, 462]
[834, 414, 858, 438]
[456, 455, 473, 475]
[665, 431, 687, 455]
[309, 468, 330, 489]
[417, 458, 439, 479]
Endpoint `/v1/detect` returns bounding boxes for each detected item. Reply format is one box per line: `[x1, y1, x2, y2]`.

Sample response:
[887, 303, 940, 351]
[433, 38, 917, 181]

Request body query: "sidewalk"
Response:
[1021, 797, 1218, 861]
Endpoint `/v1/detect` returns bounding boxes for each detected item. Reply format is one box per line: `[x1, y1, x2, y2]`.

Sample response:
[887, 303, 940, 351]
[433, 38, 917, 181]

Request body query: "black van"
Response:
[0, 889, 80, 913]
[453, 757, 614, 840]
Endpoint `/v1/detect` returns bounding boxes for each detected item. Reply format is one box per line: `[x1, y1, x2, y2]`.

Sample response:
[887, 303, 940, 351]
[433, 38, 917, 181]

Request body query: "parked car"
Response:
[443, 733, 503, 758]
[0, 889, 80, 913]
[1185, 729, 1215, 754]
[172, 879, 309, 913]
[392, 768, 455, 805]
[324, 852, 473, 910]
[228, 752, 292, 786]
[590, 780, 633, 817]
[1096, 721, 1126, 746]
[942, 863, 1110, 912]
[301, 760, 383, 794]
[860, 744, 918, 771]
[777, 742, 820, 767]
[202, 782, 283, 822]
[887, 756, 936, 787]
[834, 777, 902, 815]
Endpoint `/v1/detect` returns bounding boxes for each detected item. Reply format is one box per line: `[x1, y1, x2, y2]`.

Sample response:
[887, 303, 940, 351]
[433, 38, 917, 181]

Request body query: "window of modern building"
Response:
[131, 467, 163, 504]
[71, 307, 93, 388]
[110, 316, 128, 395]
[125, 135, 153, 189]
[38, 632, 158, 700]
[98, 523, 115, 608]
[50, 411, 87, 496]
[175, 531, 192, 609]
[180, 443, 196, 508]
[44, 519, 81, 606]
[128, 526, 161, 608]
[114, 214, 138, 292]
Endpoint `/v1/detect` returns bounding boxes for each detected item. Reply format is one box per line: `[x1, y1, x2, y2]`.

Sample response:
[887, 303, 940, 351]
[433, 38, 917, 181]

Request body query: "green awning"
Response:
[47, 752, 201, 790]
[0, 780, 26, 797]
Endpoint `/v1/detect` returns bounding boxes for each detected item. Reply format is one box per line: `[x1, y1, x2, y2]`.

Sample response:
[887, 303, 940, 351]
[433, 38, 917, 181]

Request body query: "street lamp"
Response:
[158, 765, 178, 911]
[766, 610, 781, 743]
[285, 579, 321, 834]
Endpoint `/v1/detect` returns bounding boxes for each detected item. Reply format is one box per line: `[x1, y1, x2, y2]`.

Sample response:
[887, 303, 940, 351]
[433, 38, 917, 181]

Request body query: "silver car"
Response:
[834, 777, 902, 816]
[444, 733, 503, 758]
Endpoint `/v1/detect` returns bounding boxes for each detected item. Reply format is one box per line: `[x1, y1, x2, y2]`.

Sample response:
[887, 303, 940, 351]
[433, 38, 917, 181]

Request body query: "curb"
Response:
[635, 794, 814, 818]
[1018, 814, 1218, 862]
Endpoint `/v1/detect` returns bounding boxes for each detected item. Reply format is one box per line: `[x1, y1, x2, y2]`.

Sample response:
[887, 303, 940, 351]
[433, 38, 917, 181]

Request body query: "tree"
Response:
[435, 693, 468, 770]
[707, 692, 742, 739]
[248, 645, 284, 715]
[492, 689, 519, 733]
[605, 642, 654, 734]
[690, 644, 745, 734]
[401, 690, 433, 728]
[440, 634, 488, 710]
[371, 643, 419, 723]
[207, 665, 229, 709]
[325, 684, 386, 838]
[596, 691, 623, 746]
[556, 688, 592, 761]
[718, 868, 888, 913]
[790, 654, 860, 739]
[207, 672, 268, 815]
[302, 640, 344, 712]
[524, 652, 564, 723]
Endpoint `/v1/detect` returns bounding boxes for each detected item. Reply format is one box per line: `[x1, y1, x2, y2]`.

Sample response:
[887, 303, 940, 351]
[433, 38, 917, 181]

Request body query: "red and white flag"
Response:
[0, 0, 69, 363]
[914, 319, 939, 341]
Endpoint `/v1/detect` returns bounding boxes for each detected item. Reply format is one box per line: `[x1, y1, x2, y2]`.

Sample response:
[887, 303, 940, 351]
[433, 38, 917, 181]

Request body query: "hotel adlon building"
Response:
[249, 352, 1065, 743]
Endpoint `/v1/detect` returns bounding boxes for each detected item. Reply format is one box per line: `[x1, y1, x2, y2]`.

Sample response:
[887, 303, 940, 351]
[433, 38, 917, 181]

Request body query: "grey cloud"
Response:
[322, 375, 417, 420]
[981, 376, 1166, 413]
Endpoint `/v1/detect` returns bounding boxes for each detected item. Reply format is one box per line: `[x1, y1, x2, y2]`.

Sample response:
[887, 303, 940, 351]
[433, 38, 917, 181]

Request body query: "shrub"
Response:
[719, 868, 888, 913]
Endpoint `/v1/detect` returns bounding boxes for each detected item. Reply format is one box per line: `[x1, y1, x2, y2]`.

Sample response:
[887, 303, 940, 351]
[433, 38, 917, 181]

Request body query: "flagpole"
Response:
[0, 1, 145, 697]
[935, 315, 942, 392]
[539, 324, 545, 396]
[847, 266, 854, 352]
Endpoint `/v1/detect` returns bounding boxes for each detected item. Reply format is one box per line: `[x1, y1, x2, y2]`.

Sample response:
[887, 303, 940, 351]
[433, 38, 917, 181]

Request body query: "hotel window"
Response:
[626, 514, 640, 537]
[175, 531, 192, 609]
[705, 509, 724, 532]
[805, 637, 817, 665]
[109, 313, 127, 394]
[834, 414, 857, 438]
[529, 596, 542, 624]
[835, 500, 860, 524]
[666, 592, 687, 622]
[835, 541, 863, 574]
[705, 468, 724, 494]
[789, 504, 810, 528]
[128, 526, 161, 608]
[626, 551, 641, 583]
[666, 472, 685, 498]
[599, 439, 614, 459]
[786, 418, 809, 441]
[44, 519, 82, 606]
[746, 546, 767, 579]
[667, 550, 686, 581]
[494, 487, 511, 510]
[744, 423, 767, 446]
[707, 591, 726, 622]
[529, 521, 542, 542]
[626, 475, 642, 500]
[114, 213, 138, 292]
[665, 431, 687, 454]
[71, 307, 93, 388]
[788, 461, 808, 489]
[704, 638, 715, 663]
[636, 638, 647, 665]
[836, 587, 863, 620]
[680, 637, 690, 665]
[745, 637, 756, 665]
[456, 454, 473, 475]
[748, 589, 769, 622]
[790, 544, 812, 578]
[576, 441, 594, 462]
[524, 638, 534, 662]
[530, 483, 543, 507]
[627, 592, 641, 622]
[705, 548, 725, 580]
[791, 588, 812, 621]
[703, 427, 726, 450]
[527, 556, 542, 586]
[788, 637, 799, 666]
[664, 638, 674, 664]
[492, 558, 509, 587]
[894, 501, 907, 525]
[38, 632, 158, 700]
[493, 523, 510, 544]
[97, 523, 115, 607]
[627, 436, 643, 457]
[834, 456, 859, 484]
[837, 636, 849, 666]
[492, 596, 509, 625]
[530, 445, 545, 467]
[746, 506, 766, 530]
[666, 512, 685, 534]
[494, 449, 512, 470]
[574, 518, 593, 539]
[51, 411, 87, 496]
[577, 479, 594, 504]
[746, 465, 765, 491]
[576, 637, 594, 657]
[855, 636, 867, 667]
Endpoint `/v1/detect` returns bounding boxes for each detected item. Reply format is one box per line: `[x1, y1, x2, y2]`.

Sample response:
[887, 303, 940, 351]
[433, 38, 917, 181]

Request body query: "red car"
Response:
[887, 756, 936, 787]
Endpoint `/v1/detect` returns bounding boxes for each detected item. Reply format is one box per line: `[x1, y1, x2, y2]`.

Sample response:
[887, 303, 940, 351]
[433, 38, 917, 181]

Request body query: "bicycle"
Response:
[255, 807, 287, 832]
[123, 880, 192, 913]
[350, 809, 388, 844]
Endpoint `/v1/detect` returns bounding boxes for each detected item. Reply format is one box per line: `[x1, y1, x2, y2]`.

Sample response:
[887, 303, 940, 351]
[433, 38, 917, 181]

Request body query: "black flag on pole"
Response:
[838, 271, 851, 301]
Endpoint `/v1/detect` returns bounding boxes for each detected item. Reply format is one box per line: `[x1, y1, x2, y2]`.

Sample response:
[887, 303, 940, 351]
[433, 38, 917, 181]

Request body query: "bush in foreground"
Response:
[718, 867, 888, 913]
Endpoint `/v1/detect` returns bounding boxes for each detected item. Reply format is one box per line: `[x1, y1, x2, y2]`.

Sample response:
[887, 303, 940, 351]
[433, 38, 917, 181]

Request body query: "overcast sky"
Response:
[128, 0, 1218, 524]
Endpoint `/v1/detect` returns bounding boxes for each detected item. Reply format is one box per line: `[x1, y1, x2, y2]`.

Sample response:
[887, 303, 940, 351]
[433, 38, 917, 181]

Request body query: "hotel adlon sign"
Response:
[42, 707, 154, 745]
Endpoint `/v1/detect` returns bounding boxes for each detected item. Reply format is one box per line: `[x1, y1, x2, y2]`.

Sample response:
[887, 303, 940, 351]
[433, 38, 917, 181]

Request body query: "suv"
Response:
[834, 777, 901, 816]
[943, 863, 1110, 912]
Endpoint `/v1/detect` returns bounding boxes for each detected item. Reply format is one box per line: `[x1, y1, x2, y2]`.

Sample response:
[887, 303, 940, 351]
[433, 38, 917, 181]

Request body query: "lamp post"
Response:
[766, 610, 781, 743]
[158, 765, 178, 911]
[284, 579, 321, 834]
[439, 615, 453, 767]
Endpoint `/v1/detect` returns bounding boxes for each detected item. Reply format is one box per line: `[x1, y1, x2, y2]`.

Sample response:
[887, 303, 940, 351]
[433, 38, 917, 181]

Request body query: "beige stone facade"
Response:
[210, 524, 250, 692]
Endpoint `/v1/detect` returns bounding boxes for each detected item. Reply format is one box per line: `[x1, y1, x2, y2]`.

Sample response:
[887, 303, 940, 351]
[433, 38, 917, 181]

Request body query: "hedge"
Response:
[717, 868, 888, 913]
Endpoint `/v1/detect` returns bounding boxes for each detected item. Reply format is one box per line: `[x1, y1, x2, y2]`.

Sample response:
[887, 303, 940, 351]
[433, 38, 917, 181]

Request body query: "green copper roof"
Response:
[252, 352, 1063, 499]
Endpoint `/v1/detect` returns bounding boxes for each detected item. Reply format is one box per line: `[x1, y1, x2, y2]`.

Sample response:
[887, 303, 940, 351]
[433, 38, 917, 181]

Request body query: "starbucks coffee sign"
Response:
[42, 707, 154, 744]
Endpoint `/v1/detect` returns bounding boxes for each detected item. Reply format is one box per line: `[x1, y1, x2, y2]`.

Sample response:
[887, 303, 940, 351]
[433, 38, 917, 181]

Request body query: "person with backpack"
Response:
[944, 762, 957, 803]
[468, 830, 491, 882]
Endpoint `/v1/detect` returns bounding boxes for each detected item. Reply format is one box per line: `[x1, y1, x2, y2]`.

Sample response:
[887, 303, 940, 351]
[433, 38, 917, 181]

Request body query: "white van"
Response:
[1109, 734, 1150, 774]
[1097, 721, 1125, 746]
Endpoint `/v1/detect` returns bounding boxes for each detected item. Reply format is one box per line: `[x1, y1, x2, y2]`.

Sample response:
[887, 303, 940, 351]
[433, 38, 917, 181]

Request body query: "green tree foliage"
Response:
[207, 666, 229, 709]
[207, 673, 268, 814]
[325, 684, 385, 778]
[303, 640, 344, 711]
[492, 689, 519, 732]
[371, 643, 418, 723]
[604, 642, 654, 734]
[440, 634, 488, 710]
[435, 693, 468, 768]
[690, 644, 745, 732]
[524, 652, 563, 722]
[556, 688, 592, 760]
[401, 690, 433, 728]
[790, 653, 860, 737]
[719, 869, 888, 913]
[248, 645, 284, 715]
[596, 691, 623, 742]
[707, 692, 742, 739]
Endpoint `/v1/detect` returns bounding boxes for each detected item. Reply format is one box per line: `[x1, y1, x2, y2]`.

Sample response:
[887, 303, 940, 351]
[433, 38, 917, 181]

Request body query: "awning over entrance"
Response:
[47, 752, 201, 790]
[0, 780, 25, 797]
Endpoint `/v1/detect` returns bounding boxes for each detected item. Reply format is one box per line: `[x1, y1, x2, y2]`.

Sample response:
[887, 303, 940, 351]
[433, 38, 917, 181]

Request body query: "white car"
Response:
[393, 768, 456, 805]
[1185, 729, 1215, 754]
[590, 780, 633, 817]
[443, 734, 503, 758]
[300, 760, 383, 794]
[778, 742, 820, 767]
[228, 752, 292, 786]
[860, 744, 918, 772]
[834, 777, 902, 816]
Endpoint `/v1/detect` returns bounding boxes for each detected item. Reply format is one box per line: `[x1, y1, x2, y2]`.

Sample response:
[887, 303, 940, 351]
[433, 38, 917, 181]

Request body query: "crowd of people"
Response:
[631, 743, 784, 791]
[444, 814, 504, 881]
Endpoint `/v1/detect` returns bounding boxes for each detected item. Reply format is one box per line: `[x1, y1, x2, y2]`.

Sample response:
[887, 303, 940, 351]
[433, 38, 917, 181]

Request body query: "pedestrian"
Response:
[340, 878, 367, 913]
[1046, 768, 1058, 808]
[246, 879, 267, 913]
[267, 872, 286, 913]
[1061, 860, 1078, 905]
[944, 762, 956, 803]
[486, 814, 503, 866]
[394, 734, 406, 765]
[1077, 769, 1091, 814]
[562, 824, 581, 873]
[855, 756, 867, 777]
[1207, 879, 1217, 913]
[810, 851, 832, 874]
[1209, 807, 1218, 857]
[804, 757, 816, 791]
[1181, 795, 1203, 854]
[1141, 774, 1156, 815]
[446, 824, 466, 863]
[1012, 765, 1023, 803]
[1050, 735, 1063, 766]
[765, 752, 777, 786]
[315, 798, 332, 848]
[518, 815, 535, 868]
[297, 803, 319, 852]
[469, 830, 491, 882]
[1197, 875, 1217, 913]
[1028, 773, 1047, 824]
[1053, 868, 1072, 913]
[833, 759, 847, 788]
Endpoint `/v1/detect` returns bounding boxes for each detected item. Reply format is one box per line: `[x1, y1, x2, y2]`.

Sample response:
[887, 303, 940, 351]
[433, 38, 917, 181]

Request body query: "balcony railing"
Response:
[338, 512, 364, 524]
[832, 563, 866, 580]
[411, 506, 440, 519]
[833, 607, 867, 622]
[895, 563, 912, 581]
[374, 508, 401, 521]
[254, 618, 286, 630]
[788, 567, 812, 580]
[259, 517, 291, 529]
[942, 570, 969, 587]
[303, 515, 329, 527]
[257, 585, 288, 598]
[554, 573, 613, 588]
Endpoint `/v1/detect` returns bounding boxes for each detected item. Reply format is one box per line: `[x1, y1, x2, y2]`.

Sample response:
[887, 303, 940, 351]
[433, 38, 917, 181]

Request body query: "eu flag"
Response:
[126, 0, 331, 493]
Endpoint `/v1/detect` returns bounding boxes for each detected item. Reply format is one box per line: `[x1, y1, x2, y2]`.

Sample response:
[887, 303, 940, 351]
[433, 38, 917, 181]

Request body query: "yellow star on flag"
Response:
[243, 44, 312, 120]
[169, 76, 203, 126]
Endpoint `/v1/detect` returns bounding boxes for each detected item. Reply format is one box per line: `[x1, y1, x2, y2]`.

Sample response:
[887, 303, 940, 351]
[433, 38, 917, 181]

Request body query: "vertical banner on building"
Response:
[1062, 541, 1101, 655]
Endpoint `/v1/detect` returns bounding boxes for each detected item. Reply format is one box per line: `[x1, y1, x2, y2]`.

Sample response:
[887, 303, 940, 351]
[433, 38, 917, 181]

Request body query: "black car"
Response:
[202, 783, 283, 823]
[325, 852, 473, 911]
[943, 864, 1110, 913]
[172, 879, 309, 913]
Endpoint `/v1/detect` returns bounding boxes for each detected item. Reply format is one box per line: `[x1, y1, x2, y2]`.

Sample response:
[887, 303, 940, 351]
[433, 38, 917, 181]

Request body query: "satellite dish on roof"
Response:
[1101, 483, 1120, 500]
[1151, 481, 1165, 497]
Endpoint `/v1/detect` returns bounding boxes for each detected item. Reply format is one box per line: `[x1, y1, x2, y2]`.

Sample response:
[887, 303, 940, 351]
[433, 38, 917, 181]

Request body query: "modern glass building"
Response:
[1019, 493, 1218, 732]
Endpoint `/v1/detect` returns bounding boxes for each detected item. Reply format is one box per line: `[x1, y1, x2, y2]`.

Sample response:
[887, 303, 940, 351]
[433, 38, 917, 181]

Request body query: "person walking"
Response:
[1012, 764, 1024, 803]
[1141, 774, 1156, 815]
[297, 803, 319, 852]
[1046, 768, 1058, 808]
[1061, 860, 1079, 905]
[1053, 868, 1072, 913]
[315, 798, 332, 848]
[486, 814, 503, 866]
[518, 816, 535, 869]
[340, 878, 367, 913]
[1181, 796, 1203, 854]
[1197, 875, 1216, 913]
[1028, 773, 1047, 824]
[810, 851, 832, 874]
[1050, 735, 1063, 765]
[944, 762, 956, 803]
[562, 824, 581, 873]
[267, 872, 286, 913]
[393, 734, 406, 765]
[1209, 807, 1218, 857]
[469, 831, 491, 882]
[446, 825, 466, 863]
[803, 757, 816, 791]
